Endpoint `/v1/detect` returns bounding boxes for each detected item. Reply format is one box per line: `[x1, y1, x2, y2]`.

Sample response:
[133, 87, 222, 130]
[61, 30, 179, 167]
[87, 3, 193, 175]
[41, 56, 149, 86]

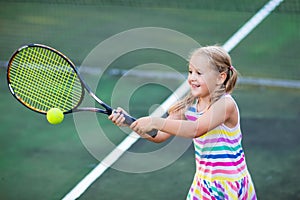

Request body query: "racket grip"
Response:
[123, 113, 158, 138]
[123, 113, 136, 125]
[146, 129, 158, 138]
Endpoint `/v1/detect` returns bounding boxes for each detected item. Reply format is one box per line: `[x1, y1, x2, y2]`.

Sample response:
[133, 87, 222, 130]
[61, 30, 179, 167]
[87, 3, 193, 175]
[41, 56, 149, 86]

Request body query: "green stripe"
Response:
[195, 144, 242, 152]
[211, 186, 225, 198]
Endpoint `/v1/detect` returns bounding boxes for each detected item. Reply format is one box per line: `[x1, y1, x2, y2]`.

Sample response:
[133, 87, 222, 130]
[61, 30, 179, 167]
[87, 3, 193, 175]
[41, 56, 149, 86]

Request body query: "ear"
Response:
[217, 72, 227, 85]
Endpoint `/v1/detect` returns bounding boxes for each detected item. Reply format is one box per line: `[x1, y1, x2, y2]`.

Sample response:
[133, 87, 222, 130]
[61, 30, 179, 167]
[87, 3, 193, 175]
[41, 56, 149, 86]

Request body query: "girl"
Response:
[109, 46, 257, 200]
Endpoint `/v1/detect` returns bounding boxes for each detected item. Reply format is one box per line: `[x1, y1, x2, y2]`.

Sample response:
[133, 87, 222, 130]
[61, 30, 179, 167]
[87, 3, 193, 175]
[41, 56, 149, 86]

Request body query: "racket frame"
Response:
[7, 43, 113, 115]
[7, 43, 155, 137]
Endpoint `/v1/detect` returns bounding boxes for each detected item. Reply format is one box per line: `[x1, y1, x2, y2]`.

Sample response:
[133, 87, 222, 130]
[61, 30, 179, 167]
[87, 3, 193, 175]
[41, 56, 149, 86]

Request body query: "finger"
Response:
[132, 125, 144, 136]
[133, 127, 141, 135]
[117, 107, 128, 115]
[130, 120, 137, 129]
[111, 112, 121, 123]
[109, 112, 117, 120]
[112, 109, 121, 116]
[115, 114, 125, 126]
[116, 107, 123, 112]
[115, 108, 125, 116]
[136, 129, 147, 138]
[108, 109, 117, 120]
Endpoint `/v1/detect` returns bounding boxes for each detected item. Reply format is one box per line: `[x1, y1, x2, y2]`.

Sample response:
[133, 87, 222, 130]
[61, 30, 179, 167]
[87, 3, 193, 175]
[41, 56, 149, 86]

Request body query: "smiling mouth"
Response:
[191, 83, 200, 88]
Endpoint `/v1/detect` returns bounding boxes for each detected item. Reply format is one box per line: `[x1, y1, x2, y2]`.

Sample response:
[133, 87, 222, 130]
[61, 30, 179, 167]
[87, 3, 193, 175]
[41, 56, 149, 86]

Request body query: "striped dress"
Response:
[185, 95, 256, 200]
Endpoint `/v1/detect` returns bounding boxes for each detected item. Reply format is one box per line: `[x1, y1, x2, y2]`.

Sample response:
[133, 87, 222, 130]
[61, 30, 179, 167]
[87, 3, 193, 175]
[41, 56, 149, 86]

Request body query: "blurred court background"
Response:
[0, 0, 299, 199]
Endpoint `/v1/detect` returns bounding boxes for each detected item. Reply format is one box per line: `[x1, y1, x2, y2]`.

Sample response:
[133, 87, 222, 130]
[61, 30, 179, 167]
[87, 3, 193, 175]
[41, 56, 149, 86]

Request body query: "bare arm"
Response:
[131, 97, 236, 138]
[108, 108, 185, 143]
[141, 111, 184, 143]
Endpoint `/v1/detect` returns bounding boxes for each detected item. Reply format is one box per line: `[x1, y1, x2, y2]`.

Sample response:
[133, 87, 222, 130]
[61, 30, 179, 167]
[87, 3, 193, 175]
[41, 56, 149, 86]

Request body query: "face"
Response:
[188, 54, 219, 99]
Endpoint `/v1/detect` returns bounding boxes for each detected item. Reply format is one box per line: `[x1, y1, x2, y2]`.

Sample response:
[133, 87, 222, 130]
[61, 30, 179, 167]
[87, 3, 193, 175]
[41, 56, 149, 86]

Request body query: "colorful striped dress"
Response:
[185, 95, 256, 200]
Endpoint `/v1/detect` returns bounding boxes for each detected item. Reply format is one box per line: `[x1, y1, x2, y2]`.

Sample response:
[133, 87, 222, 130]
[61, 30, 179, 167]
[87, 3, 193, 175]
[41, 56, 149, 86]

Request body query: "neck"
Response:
[197, 96, 211, 112]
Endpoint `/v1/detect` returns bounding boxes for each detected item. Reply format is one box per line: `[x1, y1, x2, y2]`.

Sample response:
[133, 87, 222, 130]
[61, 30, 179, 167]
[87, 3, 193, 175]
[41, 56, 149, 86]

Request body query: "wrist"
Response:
[152, 117, 164, 131]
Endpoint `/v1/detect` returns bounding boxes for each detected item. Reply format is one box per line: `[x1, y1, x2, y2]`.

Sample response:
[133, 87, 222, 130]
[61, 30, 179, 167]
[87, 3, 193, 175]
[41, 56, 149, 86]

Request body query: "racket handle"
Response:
[145, 129, 158, 138]
[122, 113, 136, 125]
[122, 113, 158, 138]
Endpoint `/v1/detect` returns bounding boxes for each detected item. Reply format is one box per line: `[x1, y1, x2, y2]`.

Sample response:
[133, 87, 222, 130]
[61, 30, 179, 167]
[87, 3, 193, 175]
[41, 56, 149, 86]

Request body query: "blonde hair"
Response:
[169, 45, 238, 114]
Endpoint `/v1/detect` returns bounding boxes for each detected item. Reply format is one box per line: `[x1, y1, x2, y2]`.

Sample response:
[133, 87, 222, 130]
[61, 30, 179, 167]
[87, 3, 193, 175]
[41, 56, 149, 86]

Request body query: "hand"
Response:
[108, 107, 129, 127]
[130, 117, 155, 136]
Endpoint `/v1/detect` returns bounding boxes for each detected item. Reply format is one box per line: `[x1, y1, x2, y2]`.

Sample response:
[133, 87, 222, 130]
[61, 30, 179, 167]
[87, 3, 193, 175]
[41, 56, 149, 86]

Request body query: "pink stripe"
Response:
[196, 155, 245, 167]
[194, 134, 242, 146]
[228, 181, 238, 192]
[186, 115, 198, 121]
[200, 164, 247, 175]
[202, 196, 210, 200]
[202, 186, 215, 200]
[243, 179, 249, 200]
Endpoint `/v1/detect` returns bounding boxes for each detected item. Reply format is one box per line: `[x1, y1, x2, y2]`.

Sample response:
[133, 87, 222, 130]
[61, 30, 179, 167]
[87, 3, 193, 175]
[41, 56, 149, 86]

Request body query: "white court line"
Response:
[223, 0, 284, 52]
[62, 0, 285, 199]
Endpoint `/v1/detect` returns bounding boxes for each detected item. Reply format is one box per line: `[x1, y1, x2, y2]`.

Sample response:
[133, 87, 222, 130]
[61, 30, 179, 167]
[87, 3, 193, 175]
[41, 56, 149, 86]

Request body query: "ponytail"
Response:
[210, 65, 239, 106]
[225, 66, 238, 94]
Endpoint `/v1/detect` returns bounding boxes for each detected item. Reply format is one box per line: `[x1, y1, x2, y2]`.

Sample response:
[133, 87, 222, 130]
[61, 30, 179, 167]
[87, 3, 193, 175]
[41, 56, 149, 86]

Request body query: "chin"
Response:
[190, 90, 201, 97]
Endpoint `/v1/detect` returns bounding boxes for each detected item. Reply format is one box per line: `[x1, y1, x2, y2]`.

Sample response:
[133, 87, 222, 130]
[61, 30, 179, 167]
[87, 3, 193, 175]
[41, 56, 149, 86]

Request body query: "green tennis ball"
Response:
[46, 108, 64, 125]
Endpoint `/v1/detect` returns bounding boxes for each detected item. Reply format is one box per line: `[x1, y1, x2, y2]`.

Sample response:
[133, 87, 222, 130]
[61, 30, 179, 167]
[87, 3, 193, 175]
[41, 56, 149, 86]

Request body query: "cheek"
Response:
[187, 74, 192, 82]
[196, 75, 208, 86]
[206, 76, 218, 90]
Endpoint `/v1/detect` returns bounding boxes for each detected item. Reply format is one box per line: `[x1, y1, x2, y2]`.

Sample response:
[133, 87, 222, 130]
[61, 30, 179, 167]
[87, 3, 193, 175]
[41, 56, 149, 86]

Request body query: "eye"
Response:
[197, 71, 202, 75]
[188, 69, 192, 74]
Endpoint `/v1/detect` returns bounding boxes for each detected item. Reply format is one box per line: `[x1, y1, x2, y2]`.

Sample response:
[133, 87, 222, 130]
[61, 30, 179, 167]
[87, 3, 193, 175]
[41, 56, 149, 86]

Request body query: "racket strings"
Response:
[38, 48, 78, 108]
[11, 49, 59, 110]
[8, 46, 83, 113]
[34, 47, 83, 110]
[11, 50, 48, 109]
[10, 49, 58, 110]
[12, 48, 81, 111]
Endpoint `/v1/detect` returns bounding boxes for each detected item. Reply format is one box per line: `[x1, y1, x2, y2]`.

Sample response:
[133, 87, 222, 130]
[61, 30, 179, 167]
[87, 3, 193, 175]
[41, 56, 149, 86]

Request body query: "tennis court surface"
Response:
[0, 0, 299, 199]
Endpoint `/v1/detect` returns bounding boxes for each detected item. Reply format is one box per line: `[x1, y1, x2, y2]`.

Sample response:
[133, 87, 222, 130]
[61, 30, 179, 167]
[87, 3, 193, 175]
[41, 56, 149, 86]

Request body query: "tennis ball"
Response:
[46, 108, 64, 125]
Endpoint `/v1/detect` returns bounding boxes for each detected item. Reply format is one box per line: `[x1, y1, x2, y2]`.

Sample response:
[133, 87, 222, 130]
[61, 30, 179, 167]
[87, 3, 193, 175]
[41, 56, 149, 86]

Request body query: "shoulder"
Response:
[214, 94, 237, 110]
[210, 94, 238, 121]
[224, 94, 237, 110]
[220, 94, 239, 127]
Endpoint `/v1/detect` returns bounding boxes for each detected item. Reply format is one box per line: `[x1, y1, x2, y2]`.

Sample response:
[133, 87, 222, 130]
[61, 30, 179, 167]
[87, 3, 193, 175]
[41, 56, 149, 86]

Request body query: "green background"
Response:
[0, 1, 299, 199]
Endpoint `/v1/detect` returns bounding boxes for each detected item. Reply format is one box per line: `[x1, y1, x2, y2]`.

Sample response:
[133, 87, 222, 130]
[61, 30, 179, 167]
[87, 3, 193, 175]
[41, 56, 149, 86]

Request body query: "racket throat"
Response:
[90, 93, 113, 115]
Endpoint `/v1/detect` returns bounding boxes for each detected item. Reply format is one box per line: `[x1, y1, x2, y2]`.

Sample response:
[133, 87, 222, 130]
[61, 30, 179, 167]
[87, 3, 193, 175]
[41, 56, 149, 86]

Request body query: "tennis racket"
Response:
[7, 43, 157, 137]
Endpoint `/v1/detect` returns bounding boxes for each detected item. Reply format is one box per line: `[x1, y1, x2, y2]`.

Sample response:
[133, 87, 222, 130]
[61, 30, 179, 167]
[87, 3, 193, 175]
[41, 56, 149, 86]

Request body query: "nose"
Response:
[189, 71, 197, 81]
